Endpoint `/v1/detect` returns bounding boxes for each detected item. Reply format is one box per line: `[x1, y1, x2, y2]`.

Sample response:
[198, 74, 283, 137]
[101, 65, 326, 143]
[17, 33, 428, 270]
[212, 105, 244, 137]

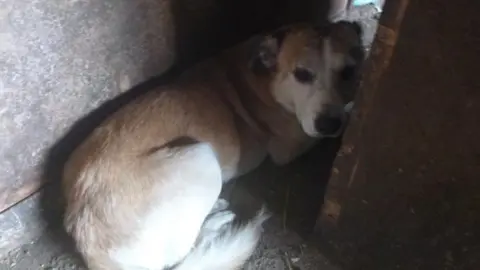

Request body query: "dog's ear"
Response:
[250, 28, 288, 76]
[326, 20, 364, 72]
[328, 21, 363, 41]
[325, 21, 365, 101]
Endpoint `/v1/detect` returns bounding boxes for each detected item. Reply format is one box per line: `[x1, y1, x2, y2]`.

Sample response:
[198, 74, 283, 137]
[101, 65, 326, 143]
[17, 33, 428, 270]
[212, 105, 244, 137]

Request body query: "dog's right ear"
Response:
[325, 20, 364, 76]
[249, 28, 288, 76]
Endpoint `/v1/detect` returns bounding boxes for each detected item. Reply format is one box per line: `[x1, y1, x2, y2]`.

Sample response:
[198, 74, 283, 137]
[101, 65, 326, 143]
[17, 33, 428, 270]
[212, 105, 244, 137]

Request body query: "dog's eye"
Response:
[293, 67, 315, 84]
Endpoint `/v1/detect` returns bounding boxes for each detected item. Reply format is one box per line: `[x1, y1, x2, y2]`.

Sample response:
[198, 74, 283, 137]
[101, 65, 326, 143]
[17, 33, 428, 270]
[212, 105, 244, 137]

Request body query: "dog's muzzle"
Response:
[314, 103, 352, 137]
[314, 114, 344, 137]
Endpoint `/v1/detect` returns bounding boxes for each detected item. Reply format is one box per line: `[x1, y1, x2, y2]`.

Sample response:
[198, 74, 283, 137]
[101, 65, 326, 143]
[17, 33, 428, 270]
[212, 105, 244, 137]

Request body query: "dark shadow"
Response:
[170, 0, 280, 67]
[170, 0, 332, 67]
[231, 137, 343, 237]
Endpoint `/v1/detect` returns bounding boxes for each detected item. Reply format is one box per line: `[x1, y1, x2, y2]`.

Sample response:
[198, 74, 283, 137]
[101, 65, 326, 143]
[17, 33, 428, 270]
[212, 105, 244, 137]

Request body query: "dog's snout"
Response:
[315, 114, 343, 136]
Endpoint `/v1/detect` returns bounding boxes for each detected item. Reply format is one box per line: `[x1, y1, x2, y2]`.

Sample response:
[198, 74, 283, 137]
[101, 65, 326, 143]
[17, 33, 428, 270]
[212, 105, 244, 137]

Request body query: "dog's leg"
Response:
[196, 199, 237, 245]
[109, 142, 223, 270]
[210, 198, 230, 213]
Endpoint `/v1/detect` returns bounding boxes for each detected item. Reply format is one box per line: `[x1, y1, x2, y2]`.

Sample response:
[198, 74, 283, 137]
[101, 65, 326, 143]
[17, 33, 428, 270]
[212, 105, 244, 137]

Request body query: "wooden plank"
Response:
[316, 0, 410, 233]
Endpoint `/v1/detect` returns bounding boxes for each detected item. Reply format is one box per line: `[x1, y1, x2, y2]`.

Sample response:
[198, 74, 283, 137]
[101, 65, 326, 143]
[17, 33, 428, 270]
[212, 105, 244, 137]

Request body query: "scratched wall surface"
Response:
[0, 0, 177, 212]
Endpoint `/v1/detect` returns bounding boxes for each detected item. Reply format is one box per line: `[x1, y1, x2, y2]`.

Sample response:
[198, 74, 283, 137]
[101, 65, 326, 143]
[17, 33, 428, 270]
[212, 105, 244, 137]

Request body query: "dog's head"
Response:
[250, 21, 364, 138]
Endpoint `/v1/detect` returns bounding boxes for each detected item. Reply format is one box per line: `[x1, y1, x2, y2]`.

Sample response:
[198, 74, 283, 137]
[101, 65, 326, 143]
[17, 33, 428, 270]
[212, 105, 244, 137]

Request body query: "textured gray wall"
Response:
[0, 0, 176, 211]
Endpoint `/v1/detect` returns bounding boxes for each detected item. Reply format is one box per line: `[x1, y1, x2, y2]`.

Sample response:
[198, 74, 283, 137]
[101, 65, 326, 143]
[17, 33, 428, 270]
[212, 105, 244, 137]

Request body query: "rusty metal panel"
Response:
[315, 0, 480, 269]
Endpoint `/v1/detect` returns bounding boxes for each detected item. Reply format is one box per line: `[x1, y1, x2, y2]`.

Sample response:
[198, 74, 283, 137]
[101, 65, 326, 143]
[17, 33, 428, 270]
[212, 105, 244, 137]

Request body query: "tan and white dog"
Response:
[62, 21, 363, 270]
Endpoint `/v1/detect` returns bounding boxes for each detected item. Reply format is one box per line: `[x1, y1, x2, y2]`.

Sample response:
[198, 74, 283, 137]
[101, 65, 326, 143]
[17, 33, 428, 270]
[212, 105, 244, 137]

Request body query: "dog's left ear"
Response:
[327, 20, 364, 71]
[250, 28, 288, 75]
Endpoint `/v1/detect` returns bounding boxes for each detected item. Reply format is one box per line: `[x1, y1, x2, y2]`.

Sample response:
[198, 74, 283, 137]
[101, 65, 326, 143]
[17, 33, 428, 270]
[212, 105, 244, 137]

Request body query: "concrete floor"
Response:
[0, 3, 380, 270]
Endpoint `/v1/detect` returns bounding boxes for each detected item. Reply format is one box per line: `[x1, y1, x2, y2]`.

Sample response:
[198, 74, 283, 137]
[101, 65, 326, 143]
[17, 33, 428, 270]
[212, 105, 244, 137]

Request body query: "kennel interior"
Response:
[1, 0, 479, 269]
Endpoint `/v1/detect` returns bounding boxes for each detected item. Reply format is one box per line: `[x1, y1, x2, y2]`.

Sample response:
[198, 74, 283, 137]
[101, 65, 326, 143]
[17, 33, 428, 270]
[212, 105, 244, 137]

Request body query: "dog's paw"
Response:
[210, 198, 230, 213]
[197, 210, 236, 246]
[203, 210, 236, 231]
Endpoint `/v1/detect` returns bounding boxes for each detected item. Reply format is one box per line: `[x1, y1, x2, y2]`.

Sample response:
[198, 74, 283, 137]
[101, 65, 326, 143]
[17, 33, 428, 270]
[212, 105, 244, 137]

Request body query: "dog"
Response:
[62, 21, 364, 270]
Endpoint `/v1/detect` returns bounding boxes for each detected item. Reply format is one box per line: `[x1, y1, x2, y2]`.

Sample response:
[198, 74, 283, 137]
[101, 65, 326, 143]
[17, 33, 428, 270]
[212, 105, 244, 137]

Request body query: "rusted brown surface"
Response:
[315, 0, 480, 269]
[317, 0, 410, 232]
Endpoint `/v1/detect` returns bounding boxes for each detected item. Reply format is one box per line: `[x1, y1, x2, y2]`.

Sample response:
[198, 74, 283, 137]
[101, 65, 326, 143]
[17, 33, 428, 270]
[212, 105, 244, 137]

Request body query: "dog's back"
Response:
[62, 59, 270, 269]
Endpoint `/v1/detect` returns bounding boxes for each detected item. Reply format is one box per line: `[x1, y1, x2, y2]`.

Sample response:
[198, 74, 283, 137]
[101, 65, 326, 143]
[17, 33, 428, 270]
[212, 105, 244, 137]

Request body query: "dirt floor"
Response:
[0, 186, 341, 270]
[0, 4, 380, 270]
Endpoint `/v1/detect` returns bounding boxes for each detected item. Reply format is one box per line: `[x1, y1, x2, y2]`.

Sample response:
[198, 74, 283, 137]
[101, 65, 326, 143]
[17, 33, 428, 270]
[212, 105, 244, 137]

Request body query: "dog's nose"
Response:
[315, 114, 343, 136]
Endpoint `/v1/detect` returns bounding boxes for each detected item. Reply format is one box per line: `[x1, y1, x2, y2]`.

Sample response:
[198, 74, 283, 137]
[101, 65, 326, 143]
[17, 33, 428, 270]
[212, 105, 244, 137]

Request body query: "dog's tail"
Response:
[173, 207, 270, 270]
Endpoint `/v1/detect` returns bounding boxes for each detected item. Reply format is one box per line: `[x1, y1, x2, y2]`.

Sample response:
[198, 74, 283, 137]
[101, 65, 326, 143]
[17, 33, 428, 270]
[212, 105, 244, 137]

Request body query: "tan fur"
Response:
[62, 22, 363, 270]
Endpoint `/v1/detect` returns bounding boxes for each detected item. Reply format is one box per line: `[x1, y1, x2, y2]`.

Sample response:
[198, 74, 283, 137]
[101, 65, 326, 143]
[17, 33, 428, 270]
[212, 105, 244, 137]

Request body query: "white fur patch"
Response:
[344, 101, 354, 113]
[271, 37, 355, 138]
[296, 91, 325, 137]
[109, 143, 223, 269]
[272, 74, 329, 138]
[174, 207, 270, 270]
